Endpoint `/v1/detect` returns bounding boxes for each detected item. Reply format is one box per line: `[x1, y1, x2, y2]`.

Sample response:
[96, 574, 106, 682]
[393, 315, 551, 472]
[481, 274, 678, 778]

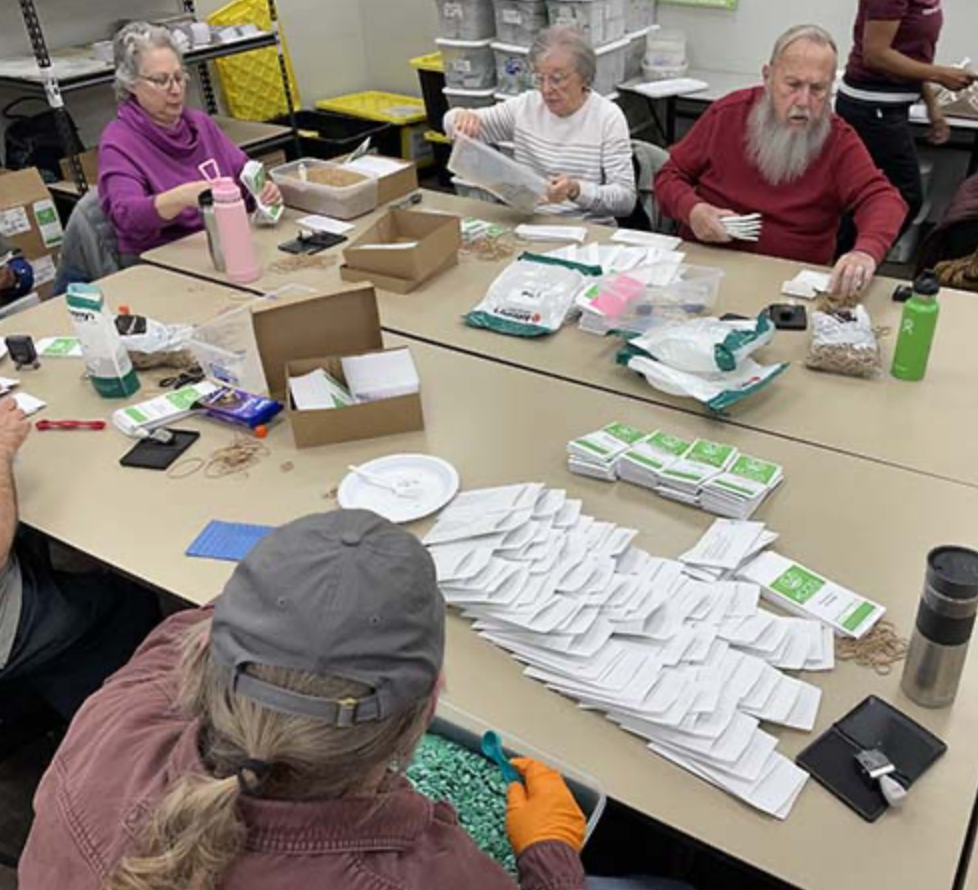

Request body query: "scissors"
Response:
[159, 368, 205, 389]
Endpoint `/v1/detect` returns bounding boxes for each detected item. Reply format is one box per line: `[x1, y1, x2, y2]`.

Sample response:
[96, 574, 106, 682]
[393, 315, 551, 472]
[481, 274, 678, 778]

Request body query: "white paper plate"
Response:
[337, 453, 460, 524]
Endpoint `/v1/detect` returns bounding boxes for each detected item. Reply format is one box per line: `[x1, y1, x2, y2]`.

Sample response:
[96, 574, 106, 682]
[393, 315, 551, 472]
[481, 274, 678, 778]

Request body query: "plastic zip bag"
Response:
[805, 305, 882, 378]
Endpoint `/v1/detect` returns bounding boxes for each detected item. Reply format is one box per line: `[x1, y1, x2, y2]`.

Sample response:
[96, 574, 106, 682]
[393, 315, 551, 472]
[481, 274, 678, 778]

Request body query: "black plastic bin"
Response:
[270, 109, 398, 160]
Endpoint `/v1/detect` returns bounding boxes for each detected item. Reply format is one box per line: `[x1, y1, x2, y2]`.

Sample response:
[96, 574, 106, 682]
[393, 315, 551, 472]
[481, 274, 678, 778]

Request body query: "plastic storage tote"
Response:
[493, 41, 534, 95]
[593, 37, 629, 96]
[444, 86, 498, 109]
[270, 158, 379, 219]
[492, 0, 549, 46]
[431, 700, 606, 844]
[269, 109, 396, 160]
[546, 0, 626, 47]
[437, 37, 498, 89]
[643, 29, 688, 80]
[447, 133, 547, 212]
[187, 302, 269, 395]
[411, 51, 450, 133]
[434, 0, 497, 40]
[625, 0, 655, 31]
[625, 27, 653, 81]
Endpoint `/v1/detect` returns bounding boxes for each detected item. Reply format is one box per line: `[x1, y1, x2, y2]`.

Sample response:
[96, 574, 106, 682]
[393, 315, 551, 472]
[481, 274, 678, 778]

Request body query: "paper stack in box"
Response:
[701, 454, 785, 520]
[616, 429, 694, 491]
[657, 439, 738, 505]
[341, 348, 420, 402]
[567, 421, 646, 480]
[422, 482, 834, 818]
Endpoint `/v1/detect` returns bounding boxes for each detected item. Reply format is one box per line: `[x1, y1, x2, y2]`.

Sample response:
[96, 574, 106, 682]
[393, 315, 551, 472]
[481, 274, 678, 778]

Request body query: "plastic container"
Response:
[411, 51, 450, 133]
[452, 174, 503, 204]
[187, 302, 270, 395]
[625, 0, 655, 31]
[447, 133, 548, 211]
[437, 37, 498, 89]
[546, 0, 626, 47]
[444, 86, 499, 109]
[434, 0, 497, 40]
[270, 158, 379, 219]
[625, 27, 653, 81]
[66, 284, 141, 399]
[492, 0, 549, 46]
[212, 177, 260, 284]
[492, 41, 534, 95]
[593, 37, 630, 96]
[602, 264, 725, 334]
[269, 109, 397, 161]
[644, 28, 687, 80]
[432, 700, 606, 844]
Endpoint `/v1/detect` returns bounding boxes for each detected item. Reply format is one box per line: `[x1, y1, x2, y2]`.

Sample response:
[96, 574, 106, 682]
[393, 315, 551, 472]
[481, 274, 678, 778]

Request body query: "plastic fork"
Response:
[348, 464, 422, 499]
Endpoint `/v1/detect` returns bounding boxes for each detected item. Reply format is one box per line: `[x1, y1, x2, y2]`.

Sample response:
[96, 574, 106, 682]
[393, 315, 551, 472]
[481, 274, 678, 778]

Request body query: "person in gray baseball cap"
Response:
[20, 508, 593, 890]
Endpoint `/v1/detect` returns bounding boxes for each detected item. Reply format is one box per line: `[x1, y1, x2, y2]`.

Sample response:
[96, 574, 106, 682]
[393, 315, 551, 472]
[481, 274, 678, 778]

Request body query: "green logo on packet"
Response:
[605, 422, 647, 445]
[648, 431, 692, 457]
[771, 565, 825, 604]
[730, 456, 778, 485]
[687, 439, 735, 468]
[43, 338, 77, 356]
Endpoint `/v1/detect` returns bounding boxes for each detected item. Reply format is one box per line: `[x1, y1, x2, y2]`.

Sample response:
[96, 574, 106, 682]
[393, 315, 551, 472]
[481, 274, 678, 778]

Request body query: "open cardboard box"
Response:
[0, 167, 64, 299]
[336, 153, 418, 204]
[250, 283, 424, 447]
[340, 208, 461, 294]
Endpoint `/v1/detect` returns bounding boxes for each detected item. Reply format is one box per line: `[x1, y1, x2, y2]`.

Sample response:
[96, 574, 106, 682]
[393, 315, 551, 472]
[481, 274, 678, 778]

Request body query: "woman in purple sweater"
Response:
[99, 22, 281, 258]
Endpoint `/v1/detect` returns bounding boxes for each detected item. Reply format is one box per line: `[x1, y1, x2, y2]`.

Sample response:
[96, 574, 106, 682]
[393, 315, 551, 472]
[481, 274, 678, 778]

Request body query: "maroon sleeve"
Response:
[865, 0, 910, 20]
[832, 124, 908, 264]
[516, 841, 587, 890]
[653, 103, 723, 225]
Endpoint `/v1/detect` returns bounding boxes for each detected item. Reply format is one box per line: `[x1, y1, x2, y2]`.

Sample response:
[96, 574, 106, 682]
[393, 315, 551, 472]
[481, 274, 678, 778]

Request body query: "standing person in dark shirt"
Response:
[837, 0, 977, 248]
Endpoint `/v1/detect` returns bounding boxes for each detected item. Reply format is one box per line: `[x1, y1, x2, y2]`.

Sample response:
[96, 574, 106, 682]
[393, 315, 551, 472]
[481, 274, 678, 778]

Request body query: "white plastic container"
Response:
[437, 37, 498, 89]
[432, 700, 607, 844]
[270, 158, 379, 220]
[492, 41, 534, 95]
[603, 264, 725, 334]
[434, 0, 497, 40]
[444, 85, 498, 108]
[643, 28, 687, 80]
[187, 302, 270, 395]
[492, 0, 548, 46]
[546, 0, 626, 47]
[625, 0, 654, 31]
[447, 133, 548, 212]
[593, 36, 629, 96]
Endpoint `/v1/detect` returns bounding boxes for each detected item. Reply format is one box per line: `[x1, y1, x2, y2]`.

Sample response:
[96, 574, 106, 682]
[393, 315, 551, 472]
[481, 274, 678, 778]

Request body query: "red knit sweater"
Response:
[655, 87, 908, 266]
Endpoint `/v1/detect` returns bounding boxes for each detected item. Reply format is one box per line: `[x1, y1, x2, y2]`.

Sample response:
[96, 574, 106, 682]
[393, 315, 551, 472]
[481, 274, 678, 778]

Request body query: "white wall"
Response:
[359, 0, 439, 95]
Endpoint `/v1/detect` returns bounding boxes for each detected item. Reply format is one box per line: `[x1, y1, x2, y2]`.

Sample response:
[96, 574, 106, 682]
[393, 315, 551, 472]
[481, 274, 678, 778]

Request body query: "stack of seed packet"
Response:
[567, 422, 647, 481]
[571, 422, 783, 519]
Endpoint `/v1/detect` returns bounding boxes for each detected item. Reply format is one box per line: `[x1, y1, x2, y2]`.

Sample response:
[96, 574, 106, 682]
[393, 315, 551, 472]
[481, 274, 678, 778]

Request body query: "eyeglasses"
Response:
[138, 70, 188, 91]
[531, 71, 575, 90]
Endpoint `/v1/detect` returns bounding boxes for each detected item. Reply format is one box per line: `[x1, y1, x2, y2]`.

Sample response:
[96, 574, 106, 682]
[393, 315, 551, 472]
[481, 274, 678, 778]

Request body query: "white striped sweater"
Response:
[445, 90, 636, 223]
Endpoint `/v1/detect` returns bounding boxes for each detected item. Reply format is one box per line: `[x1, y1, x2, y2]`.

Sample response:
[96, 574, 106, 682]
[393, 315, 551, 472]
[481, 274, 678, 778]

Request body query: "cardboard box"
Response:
[59, 149, 99, 184]
[250, 284, 424, 447]
[340, 209, 460, 294]
[0, 167, 64, 299]
[337, 153, 419, 205]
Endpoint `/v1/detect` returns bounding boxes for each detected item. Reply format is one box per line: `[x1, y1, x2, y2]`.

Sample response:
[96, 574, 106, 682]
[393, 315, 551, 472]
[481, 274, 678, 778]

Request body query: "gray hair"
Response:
[529, 25, 597, 87]
[113, 21, 183, 101]
[770, 24, 838, 66]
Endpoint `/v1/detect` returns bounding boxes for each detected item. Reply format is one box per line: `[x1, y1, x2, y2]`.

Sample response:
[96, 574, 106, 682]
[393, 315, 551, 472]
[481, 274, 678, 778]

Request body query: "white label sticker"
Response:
[32, 199, 64, 248]
[453, 59, 473, 73]
[31, 254, 56, 285]
[502, 9, 523, 23]
[0, 207, 31, 238]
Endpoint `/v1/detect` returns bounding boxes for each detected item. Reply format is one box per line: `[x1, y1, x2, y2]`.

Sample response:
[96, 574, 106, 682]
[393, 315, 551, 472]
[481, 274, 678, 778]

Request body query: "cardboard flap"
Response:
[0, 168, 49, 208]
[251, 285, 382, 397]
[344, 209, 461, 281]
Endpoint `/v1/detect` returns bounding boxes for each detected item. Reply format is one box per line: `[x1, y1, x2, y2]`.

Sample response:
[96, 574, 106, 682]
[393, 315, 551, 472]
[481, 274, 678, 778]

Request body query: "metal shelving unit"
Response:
[11, 0, 301, 193]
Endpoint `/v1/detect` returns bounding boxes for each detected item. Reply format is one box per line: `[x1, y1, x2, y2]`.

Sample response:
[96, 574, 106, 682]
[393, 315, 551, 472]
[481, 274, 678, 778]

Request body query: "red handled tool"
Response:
[35, 420, 106, 431]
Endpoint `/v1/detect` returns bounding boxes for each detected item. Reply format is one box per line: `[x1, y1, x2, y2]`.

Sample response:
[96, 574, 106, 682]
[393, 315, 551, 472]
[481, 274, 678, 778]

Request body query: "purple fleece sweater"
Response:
[99, 100, 248, 255]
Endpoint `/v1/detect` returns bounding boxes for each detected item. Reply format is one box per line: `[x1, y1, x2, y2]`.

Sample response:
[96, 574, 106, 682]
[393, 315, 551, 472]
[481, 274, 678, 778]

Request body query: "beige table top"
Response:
[5, 264, 978, 890]
[143, 190, 978, 489]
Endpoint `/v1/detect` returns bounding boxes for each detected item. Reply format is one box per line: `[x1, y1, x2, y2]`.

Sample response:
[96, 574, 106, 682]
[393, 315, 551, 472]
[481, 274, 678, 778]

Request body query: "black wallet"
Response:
[120, 430, 200, 470]
[796, 696, 946, 822]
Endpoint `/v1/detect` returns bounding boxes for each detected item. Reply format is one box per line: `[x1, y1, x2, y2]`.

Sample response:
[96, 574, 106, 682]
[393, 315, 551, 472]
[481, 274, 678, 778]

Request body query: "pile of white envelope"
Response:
[424, 484, 833, 819]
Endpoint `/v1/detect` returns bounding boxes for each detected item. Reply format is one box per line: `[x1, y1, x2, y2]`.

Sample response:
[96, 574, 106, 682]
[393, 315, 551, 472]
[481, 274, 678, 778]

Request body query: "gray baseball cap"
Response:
[211, 509, 444, 726]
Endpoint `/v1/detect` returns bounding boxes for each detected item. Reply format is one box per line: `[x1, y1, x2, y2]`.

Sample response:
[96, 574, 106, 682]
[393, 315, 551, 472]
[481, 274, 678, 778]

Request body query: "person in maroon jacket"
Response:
[837, 0, 976, 245]
[655, 24, 907, 300]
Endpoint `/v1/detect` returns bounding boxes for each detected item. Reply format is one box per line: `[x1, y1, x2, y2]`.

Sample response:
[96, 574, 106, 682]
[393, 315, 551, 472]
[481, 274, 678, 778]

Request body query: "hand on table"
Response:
[829, 250, 878, 301]
[0, 398, 30, 463]
[506, 756, 586, 857]
[451, 110, 482, 140]
[688, 202, 735, 244]
[544, 175, 581, 204]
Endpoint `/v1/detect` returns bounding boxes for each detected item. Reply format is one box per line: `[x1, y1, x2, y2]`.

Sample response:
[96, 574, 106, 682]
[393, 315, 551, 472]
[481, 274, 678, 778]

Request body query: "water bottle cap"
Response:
[927, 546, 978, 601]
[913, 271, 940, 298]
[211, 177, 242, 203]
[198, 188, 214, 208]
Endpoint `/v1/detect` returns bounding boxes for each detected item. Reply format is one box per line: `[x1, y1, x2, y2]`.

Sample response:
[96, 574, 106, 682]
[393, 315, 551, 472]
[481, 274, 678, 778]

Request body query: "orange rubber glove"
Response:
[505, 756, 586, 857]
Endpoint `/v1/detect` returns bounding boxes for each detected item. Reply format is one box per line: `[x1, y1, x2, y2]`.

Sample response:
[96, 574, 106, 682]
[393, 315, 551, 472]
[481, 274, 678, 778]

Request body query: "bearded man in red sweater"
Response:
[655, 24, 907, 300]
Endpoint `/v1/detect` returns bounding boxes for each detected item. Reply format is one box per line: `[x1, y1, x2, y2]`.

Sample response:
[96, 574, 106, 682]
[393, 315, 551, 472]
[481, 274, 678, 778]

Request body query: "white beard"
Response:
[746, 91, 832, 186]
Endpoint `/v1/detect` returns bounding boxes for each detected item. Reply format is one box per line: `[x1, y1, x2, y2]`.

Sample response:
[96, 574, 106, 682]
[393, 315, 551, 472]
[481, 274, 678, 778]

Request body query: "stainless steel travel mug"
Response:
[198, 189, 226, 273]
[901, 546, 978, 708]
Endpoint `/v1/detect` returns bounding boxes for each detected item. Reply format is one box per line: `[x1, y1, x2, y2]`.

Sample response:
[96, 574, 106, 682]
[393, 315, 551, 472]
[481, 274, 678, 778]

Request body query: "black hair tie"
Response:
[235, 759, 274, 795]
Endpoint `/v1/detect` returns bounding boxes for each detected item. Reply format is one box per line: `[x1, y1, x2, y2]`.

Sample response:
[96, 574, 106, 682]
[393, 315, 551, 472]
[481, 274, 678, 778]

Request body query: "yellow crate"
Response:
[410, 52, 444, 74]
[316, 91, 427, 126]
[424, 129, 451, 145]
[206, 0, 301, 121]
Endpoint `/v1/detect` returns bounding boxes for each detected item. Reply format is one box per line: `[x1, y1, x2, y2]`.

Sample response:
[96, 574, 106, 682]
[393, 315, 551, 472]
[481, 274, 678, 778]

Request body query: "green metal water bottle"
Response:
[891, 272, 940, 381]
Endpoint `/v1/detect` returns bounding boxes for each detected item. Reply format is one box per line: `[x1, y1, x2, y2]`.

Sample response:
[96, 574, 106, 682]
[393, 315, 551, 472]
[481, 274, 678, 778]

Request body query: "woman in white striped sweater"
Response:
[444, 26, 637, 225]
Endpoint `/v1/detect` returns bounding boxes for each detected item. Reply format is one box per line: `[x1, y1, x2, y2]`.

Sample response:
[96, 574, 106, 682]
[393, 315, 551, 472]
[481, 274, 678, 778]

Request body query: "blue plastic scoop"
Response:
[481, 730, 521, 784]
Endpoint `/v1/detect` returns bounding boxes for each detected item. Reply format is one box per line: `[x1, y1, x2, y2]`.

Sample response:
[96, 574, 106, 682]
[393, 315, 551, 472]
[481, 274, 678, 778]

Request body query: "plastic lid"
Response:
[443, 86, 497, 96]
[436, 37, 494, 48]
[595, 36, 631, 54]
[198, 189, 214, 208]
[118, 304, 131, 315]
[491, 41, 530, 54]
[211, 177, 243, 203]
[928, 546, 978, 600]
[913, 271, 940, 298]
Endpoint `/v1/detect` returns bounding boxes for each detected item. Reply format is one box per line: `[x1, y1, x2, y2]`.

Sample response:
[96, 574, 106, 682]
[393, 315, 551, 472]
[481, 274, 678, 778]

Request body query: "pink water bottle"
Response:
[211, 177, 260, 284]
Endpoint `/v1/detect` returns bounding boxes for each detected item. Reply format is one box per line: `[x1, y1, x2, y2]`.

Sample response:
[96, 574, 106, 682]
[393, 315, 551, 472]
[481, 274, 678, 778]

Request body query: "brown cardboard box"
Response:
[59, 149, 99, 184]
[0, 167, 64, 299]
[340, 209, 460, 294]
[336, 153, 418, 204]
[250, 284, 424, 447]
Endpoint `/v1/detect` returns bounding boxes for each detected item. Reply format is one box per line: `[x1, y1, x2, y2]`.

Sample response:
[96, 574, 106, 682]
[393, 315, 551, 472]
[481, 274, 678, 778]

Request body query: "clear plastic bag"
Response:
[805, 305, 882, 378]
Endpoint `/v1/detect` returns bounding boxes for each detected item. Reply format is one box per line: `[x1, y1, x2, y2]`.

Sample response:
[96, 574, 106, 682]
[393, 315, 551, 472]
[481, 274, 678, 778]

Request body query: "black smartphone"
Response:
[278, 231, 347, 255]
[767, 303, 808, 331]
[120, 429, 200, 470]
